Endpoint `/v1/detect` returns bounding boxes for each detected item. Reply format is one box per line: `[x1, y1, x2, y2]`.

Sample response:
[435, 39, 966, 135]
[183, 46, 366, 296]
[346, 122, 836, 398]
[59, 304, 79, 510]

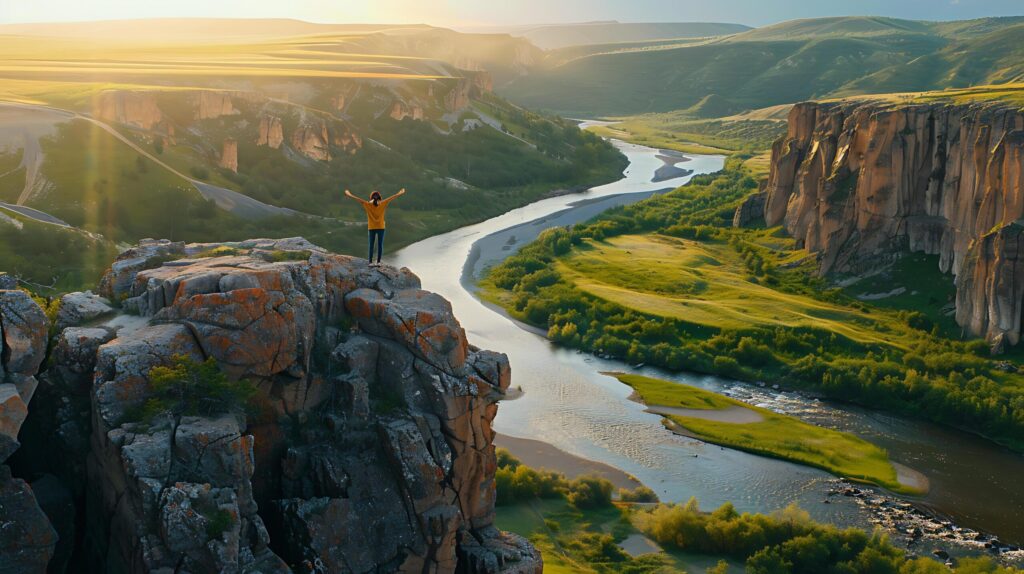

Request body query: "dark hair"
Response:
[370, 191, 382, 202]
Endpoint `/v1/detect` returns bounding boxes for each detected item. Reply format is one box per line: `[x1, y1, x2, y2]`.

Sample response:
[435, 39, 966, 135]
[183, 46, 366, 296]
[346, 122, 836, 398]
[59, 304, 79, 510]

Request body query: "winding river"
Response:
[388, 136, 1024, 545]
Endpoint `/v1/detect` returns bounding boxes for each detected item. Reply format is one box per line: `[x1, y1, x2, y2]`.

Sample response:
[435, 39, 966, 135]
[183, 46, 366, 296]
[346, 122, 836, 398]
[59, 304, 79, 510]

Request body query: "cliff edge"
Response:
[0, 238, 541, 573]
[758, 99, 1024, 350]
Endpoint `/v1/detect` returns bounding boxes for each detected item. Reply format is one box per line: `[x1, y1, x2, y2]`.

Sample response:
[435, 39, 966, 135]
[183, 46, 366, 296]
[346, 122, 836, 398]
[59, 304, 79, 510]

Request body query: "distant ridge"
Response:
[0, 18, 435, 40]
[514, 21, 751, 50]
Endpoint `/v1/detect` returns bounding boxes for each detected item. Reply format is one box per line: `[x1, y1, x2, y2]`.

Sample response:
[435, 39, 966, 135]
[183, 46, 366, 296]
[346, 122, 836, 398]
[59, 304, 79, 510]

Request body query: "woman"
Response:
[344, 188, 406, 265]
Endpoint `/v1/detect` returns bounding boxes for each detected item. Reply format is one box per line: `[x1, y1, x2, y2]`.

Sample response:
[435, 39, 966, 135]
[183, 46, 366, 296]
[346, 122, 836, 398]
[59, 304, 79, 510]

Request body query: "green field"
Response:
[586, 110, 786, 159]
[557, 234, 915, 349]
[613, 374, 916, 494]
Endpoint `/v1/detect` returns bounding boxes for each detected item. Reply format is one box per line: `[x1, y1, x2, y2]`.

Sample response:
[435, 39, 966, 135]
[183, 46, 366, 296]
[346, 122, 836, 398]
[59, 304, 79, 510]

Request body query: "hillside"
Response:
[0, 24, 624, 293]
[512, 21, 751, 49]
[499, 15, 1024, 117]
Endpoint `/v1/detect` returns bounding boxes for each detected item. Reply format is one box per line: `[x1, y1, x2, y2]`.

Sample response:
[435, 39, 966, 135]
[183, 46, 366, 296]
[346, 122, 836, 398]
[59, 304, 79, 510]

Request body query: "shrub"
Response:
[566, 475, 614, 509]
[189, 165, 210, 180]
[129, 355, 257, 423]
[619, 485, 659, 503]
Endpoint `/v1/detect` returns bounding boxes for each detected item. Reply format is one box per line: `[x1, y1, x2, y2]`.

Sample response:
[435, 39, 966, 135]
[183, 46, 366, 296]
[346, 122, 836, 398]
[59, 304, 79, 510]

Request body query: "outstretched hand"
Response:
[397, 188, 407, 196]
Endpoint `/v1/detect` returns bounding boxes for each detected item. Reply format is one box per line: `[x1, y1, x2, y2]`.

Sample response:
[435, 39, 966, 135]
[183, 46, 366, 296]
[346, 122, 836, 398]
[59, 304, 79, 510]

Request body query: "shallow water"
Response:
[389, 137, 1024, 543]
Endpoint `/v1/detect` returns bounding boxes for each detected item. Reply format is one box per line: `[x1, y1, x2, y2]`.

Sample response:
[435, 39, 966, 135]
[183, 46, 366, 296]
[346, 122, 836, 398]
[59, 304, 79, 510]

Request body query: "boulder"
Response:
[56, 291, 114, 330]
[0, 290, 48, 377]
[0, 466, 57, 573]
[0, 273, 15, 290]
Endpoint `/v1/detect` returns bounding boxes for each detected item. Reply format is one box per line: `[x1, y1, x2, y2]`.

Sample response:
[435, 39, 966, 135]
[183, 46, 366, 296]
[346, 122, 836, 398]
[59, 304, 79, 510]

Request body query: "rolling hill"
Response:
[510, 21, 751, 49]
[499, 15, 1024, 117]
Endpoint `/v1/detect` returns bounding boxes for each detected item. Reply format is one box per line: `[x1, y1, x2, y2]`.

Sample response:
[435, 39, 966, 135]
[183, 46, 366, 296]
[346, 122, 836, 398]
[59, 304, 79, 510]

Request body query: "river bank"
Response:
[388, 135, 1024, 548]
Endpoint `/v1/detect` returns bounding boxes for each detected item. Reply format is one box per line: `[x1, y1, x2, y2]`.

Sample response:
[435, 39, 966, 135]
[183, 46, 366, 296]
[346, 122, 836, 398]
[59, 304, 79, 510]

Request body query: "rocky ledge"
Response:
[0, 238, 541, 573]
[755, 100, 1024, 350]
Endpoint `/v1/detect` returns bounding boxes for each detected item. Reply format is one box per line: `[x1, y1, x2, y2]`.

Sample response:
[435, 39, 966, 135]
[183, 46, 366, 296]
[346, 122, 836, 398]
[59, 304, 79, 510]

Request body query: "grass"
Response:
[613, 374, 918, 495]
[586, 111, 785, 157]
[557, 234, 914, 349]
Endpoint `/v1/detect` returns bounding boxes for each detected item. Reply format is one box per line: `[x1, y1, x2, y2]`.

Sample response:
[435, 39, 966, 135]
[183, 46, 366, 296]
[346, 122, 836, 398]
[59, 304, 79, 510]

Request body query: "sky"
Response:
[1, 0, 1022, 28]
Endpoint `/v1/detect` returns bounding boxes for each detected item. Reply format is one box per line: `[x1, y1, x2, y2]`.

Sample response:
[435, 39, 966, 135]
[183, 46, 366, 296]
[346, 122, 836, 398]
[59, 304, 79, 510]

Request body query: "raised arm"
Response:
[385, 188, 406, 202]
[344, 189, 366, 203]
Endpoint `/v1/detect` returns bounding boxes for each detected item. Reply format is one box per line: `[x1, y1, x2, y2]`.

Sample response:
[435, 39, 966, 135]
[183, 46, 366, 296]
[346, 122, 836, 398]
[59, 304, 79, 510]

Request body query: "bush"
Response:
[189, 165, 210, 180]
[619, 485, 659, 503]
[128, 355, 257, 423]
[567, 475, 615, 509]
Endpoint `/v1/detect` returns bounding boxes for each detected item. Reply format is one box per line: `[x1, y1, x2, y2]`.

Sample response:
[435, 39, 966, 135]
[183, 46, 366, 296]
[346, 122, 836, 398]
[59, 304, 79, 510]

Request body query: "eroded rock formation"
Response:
[761, 100, 1024, 347]
[2, 238, 540, 573]
[257, 115, 285, 149]
[93, 91, 163, 130]
[389, 100, 424, 121]
[291, 121, 332, 162]
[220, 137, 239, 173]
[196, 91, 239, 120]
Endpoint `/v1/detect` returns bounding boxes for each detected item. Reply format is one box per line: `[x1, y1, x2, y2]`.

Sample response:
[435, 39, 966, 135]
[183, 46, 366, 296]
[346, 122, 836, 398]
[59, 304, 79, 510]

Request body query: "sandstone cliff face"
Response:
[3, 238, 540, 573]
[219, 138, 239, 173]
[257, 115, 285, 149]
[291, 121, 332, 162]
[761, 100, 1024, 347]
[196, 91, 239, 120]
[93, 91, 163, 130]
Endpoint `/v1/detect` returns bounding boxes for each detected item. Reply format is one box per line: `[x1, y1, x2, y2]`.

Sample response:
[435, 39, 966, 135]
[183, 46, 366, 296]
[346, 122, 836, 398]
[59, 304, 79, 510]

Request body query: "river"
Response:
[388, 136, 1024, 546]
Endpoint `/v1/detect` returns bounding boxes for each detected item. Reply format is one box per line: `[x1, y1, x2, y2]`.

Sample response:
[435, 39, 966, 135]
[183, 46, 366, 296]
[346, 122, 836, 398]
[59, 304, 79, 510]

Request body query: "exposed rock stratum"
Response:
[759, 100, 1024, 348]
[0, 238, 540, 573]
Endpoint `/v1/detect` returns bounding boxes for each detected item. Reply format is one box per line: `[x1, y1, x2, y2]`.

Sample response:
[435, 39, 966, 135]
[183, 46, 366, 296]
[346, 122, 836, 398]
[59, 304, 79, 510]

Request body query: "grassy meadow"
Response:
[613, 374, 915, 494]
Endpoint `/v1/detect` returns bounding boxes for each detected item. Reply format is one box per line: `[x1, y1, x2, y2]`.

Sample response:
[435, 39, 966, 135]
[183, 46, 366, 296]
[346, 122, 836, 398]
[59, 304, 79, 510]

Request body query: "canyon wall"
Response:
[1, 239, 541, 573]
[760, 100, 1024, 348]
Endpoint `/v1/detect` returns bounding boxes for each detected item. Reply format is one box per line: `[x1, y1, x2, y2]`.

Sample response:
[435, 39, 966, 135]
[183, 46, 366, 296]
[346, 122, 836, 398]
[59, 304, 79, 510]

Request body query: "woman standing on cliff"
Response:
[344, 188, 406, 266]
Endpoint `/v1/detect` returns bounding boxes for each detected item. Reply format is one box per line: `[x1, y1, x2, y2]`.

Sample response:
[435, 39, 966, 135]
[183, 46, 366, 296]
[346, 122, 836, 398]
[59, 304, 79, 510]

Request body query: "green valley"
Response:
[481, 161, 1024, 451]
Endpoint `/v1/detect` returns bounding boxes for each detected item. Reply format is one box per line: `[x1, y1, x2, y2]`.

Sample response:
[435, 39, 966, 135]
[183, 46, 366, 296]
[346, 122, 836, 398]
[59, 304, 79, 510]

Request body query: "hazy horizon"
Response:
[2, 0, 1022, 29]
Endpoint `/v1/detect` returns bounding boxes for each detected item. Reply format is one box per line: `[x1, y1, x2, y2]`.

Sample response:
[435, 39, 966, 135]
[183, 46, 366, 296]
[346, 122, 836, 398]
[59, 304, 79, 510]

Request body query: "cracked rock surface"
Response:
[5, 237, 540, 573]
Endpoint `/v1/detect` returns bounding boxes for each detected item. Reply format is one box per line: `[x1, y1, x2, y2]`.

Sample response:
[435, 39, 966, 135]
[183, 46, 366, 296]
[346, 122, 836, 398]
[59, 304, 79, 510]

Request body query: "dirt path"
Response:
[15, 129, 45, 205]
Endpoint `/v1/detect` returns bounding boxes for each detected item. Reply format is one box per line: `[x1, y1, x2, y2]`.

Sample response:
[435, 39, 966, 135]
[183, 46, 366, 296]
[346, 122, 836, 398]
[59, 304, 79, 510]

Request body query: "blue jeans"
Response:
[368, 229, 385, 263]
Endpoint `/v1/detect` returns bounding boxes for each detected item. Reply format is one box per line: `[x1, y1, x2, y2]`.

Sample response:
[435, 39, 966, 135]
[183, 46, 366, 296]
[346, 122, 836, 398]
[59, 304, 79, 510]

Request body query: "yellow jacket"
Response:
[358, 197, 395, 230]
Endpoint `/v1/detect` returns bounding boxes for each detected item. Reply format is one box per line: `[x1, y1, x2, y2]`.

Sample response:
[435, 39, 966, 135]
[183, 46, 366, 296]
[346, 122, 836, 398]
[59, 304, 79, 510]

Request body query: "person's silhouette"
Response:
[345, 188, 406, 265]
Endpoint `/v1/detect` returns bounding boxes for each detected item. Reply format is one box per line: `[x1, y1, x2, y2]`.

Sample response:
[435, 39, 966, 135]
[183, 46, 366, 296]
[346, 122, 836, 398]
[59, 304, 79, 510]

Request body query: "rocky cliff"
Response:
[257, 115, 285, 149]
[760, 100, 1024, 348]
[93, 91, 163, 131]
[0, 239, 540, 573]
[220, 138, 239, 173]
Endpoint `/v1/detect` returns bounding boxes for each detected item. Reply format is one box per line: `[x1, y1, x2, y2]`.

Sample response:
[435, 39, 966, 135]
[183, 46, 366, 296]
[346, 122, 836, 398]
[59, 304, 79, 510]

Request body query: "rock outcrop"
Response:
[389, 100, 424, 122]
[220, 137, 239, 173]
[733, 190, 767, 228]
[762, 100, 1024, 347]
[291, 121, 332, 162]
[4, 238, 540, 573]
[195, 91, 239, 120]
[257, 115, 285, 149]
[444, 80, 472, 113]
[93, 91, 163, 130]
[0, 289, 58, 571]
